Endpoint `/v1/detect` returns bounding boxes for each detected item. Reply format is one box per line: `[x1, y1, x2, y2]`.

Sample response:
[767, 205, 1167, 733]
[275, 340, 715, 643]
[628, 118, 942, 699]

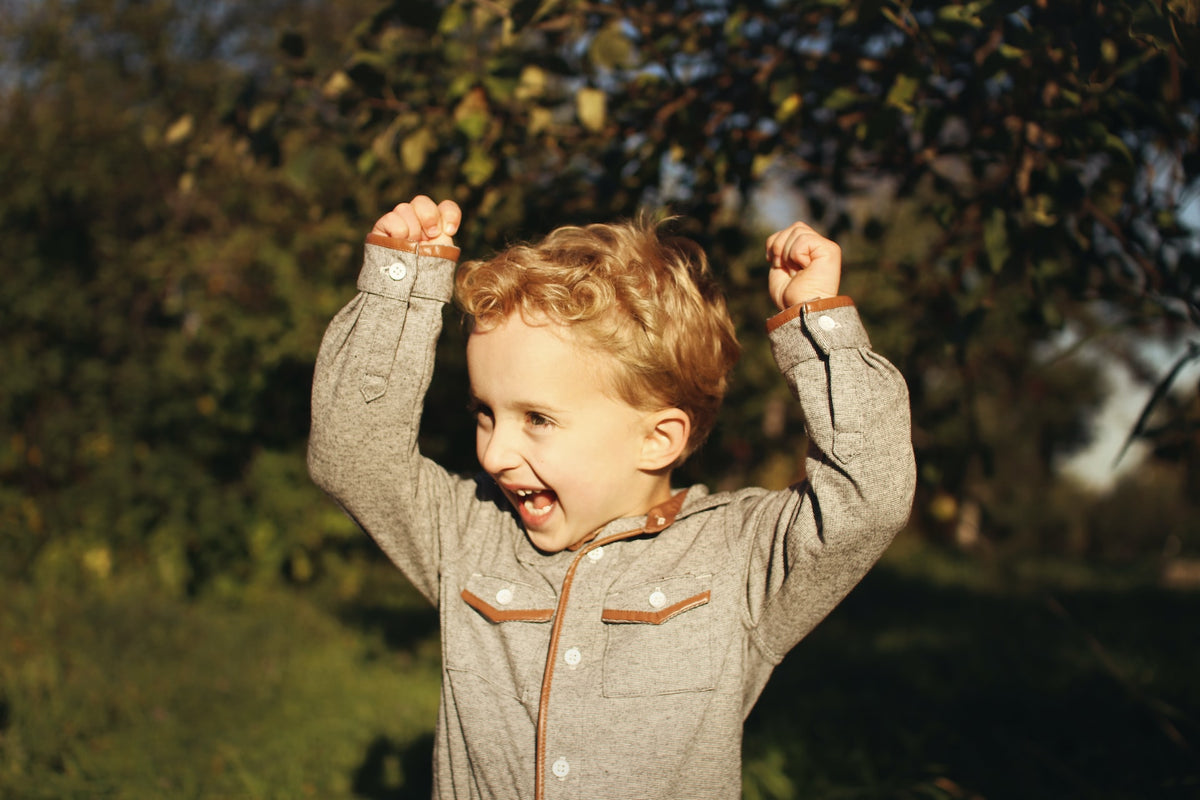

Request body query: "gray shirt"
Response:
[308, 236, 916, 799]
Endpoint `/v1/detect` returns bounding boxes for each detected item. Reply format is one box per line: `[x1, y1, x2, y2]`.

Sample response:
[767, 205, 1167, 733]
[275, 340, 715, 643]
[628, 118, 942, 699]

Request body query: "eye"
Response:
[468, 399, 493, 425]
[525, 411, 554, 429]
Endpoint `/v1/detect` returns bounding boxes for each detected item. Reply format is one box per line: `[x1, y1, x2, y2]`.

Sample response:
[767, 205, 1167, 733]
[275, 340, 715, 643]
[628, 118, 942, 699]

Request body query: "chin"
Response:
[525, 529, 576, 555]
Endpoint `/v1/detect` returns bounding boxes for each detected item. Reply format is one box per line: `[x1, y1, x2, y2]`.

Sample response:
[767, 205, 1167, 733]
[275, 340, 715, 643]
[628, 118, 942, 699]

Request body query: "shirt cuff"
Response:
[765, 295, 854, 333]
[357, 235, 459, 303]
[767, 296, 872, 372]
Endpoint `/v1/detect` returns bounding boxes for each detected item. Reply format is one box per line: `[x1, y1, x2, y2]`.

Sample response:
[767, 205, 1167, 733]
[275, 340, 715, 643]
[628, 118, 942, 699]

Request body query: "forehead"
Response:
[466, 312, 621, 409]
[469, 309, 576, 359]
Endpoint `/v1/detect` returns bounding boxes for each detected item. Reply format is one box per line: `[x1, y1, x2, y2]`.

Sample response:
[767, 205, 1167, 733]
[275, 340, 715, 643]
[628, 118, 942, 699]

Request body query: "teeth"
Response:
[523, 498, 553, 517]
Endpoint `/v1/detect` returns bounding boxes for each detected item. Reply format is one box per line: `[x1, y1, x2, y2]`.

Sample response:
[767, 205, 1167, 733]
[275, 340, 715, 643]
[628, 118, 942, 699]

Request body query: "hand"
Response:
[372, 195, 462, 247]
[765, 222, 842, 311]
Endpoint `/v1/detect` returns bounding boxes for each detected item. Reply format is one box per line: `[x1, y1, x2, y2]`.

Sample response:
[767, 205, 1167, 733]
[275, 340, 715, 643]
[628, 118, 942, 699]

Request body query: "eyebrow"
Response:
[468, 391, 567, 417]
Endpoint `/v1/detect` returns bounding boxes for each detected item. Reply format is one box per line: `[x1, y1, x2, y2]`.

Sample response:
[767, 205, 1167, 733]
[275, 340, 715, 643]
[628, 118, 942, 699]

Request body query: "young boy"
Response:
[308, 195, 915, 799]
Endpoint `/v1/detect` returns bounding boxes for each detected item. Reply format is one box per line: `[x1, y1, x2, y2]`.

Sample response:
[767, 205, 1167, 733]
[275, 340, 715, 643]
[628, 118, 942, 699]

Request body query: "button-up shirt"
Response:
[308, 235, 916, 799]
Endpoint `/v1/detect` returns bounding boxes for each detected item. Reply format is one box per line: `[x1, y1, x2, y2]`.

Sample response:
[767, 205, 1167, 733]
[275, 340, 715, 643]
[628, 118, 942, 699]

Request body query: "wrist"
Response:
[781, 288, 836, 310]
[766, 295, 855, 333]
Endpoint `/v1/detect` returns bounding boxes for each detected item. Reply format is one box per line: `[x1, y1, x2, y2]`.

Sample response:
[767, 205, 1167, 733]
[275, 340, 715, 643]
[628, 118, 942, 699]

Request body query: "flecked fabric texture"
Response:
[308, 240, 916, 800]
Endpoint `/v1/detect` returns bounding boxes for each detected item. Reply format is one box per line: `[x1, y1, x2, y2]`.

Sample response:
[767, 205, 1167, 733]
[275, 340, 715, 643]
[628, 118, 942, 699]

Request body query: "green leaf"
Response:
[454, 88, 492, 140]
[439, 1, 470, 35]
[885, 74, 919, 113]
[590, 21, 635, 70]
[462, 147, 497, 186]
[823, 86, 862, 111]
[401, 127, 438, 174]
[1104, 132, 1134, 163]
[984, 208, 1010, 272]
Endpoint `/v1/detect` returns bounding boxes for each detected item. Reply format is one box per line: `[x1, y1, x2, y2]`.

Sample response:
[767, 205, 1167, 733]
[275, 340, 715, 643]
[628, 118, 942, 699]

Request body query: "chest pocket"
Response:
[600, 574, 714, 698]
[449, 573, 557, 702]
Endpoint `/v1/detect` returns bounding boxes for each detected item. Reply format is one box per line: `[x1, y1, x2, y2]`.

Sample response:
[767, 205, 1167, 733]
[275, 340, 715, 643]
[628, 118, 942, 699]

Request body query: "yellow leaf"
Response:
[83, 547, 113, 580]
[401, 128, 438, 173]
[515, 65, 548, 101]
[751, 154, 774, 179]
[322, 70, 354, 98]
[528, 107, 553, 136]
[776, 93, 802, 121]
[164, 114, 194, 145]
[929, 493, 958, 523]
[576, 88, 607, 132]
[249, 102, 278, 132]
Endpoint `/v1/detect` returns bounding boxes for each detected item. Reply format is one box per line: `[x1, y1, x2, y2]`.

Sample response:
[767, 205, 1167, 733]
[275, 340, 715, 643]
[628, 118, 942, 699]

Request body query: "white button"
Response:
[648, 590, 667, 609]
[552, 757, 570, 778]
[587, 547, 605, 562]
[818, 314, 838, 331]
[495, 588, 513, 606]
[564, 647, 582, 667]
[387, 262, 407, 281]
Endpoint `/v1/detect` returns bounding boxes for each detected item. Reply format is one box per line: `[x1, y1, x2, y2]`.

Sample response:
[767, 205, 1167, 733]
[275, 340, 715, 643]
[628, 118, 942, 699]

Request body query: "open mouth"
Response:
[511, 487, 557, 525]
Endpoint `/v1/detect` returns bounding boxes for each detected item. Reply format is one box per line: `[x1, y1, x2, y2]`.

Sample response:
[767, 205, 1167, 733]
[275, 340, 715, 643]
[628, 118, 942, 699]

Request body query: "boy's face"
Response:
[466, 311, 672, 553]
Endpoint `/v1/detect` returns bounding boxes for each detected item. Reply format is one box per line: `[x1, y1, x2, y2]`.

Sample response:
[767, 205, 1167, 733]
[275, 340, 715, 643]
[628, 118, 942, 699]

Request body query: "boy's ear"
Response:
[638, 408, 691, 471]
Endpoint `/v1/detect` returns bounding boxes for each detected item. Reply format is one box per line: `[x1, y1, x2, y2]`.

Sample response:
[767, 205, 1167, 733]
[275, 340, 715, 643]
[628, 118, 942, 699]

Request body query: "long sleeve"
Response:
[741, 297, 916, 666]
[307, 236, 471, 605]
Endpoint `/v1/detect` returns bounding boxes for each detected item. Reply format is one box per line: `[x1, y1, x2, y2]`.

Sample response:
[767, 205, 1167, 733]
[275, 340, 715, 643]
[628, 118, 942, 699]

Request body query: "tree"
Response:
[0, 0, 379, 586]
[265, 0, 1196, 536]
[3, 0, 1196, 588]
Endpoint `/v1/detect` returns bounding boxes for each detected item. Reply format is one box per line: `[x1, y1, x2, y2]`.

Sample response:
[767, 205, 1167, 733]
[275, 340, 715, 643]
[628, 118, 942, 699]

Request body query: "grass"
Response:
[744, 534, 1200, 799]
[0, 567, 441, 799]
[2, 532, 1197, 799]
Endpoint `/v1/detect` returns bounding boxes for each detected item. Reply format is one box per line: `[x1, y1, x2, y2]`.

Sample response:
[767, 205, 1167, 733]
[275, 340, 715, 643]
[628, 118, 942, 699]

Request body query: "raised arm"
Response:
[742, 222, 915, 664]
[307, 197, 470, 605]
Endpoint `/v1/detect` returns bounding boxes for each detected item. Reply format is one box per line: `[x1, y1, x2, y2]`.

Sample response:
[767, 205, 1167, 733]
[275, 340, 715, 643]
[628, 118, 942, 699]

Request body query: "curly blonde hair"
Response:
[455, 217, 741, 462]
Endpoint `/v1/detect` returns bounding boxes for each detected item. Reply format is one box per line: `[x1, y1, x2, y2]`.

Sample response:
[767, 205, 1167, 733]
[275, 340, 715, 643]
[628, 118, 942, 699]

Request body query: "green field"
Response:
[2, 534, 1197, 800]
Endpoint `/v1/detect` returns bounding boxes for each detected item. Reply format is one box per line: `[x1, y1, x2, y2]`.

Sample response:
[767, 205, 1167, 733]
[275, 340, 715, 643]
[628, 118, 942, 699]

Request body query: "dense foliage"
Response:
[2, 0, 1198, 592]
[2, 1, 1198, 797]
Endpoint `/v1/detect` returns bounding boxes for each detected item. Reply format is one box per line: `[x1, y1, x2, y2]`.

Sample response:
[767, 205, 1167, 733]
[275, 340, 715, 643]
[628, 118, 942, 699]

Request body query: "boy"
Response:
[308, 195, 915, 799]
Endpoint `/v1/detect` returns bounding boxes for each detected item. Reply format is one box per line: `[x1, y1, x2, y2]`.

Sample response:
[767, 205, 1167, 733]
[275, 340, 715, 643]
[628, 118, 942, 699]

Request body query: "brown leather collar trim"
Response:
[766, 295, 855, 333]
[365, 233, 461, 262]
[643, 490, 688, 533]
[601, 591, 711, 625]
[461, 589, 554, 623]
[565, 529, 600, 552]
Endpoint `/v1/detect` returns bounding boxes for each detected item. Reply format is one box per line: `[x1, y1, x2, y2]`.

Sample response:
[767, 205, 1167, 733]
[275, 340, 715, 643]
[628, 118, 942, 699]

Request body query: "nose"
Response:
[477, 419, 521, 475]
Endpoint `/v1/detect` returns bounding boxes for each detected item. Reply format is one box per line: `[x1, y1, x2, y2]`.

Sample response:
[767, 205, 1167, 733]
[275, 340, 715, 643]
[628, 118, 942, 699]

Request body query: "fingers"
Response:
[436, 199, 461, 238]
[765, 221, 843, 311]
[767, 267, 795, 312]
[765, 222, 839, 272]
[371, 195, 461, 245]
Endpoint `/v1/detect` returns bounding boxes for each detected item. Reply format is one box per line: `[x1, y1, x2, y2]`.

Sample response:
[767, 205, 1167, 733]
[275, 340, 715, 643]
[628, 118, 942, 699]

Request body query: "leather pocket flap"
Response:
[601, 574, 712, 625]
[461, 573, 556, 624]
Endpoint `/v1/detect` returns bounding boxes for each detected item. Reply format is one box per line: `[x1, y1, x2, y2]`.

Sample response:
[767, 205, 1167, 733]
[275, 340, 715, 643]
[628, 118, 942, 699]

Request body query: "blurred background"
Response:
[1, 0, 1198, 797]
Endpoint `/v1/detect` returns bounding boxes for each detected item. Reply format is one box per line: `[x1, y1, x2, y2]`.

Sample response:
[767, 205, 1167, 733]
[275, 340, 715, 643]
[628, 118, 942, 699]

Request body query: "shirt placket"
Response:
[534, 532, 629, 800]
